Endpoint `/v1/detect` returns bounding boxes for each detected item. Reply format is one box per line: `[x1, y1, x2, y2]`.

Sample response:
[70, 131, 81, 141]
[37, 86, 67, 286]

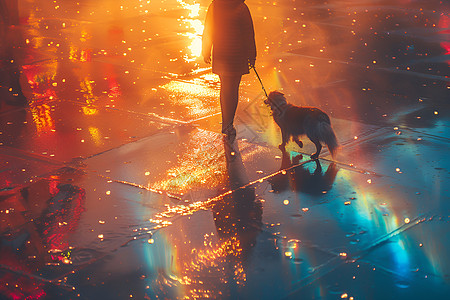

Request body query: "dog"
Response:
[265, 91, 338, 159]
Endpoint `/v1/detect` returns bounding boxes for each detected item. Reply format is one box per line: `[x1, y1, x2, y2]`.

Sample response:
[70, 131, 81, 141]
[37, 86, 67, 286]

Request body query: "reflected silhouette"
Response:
[270, 150, 339, 196]
[0, 0, 26, 106]
[1, 168, 85, 260]
[0, 168, 85, 299]
[211, 140, 262, 278]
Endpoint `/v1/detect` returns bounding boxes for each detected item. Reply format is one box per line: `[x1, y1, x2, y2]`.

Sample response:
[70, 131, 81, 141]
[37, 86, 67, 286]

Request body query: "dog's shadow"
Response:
[270, 150, 339, 196]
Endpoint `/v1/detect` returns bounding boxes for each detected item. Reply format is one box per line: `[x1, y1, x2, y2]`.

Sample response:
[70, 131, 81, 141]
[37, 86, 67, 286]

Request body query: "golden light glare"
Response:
[177, 0, 204, 61]
[159, 80, 219, 117]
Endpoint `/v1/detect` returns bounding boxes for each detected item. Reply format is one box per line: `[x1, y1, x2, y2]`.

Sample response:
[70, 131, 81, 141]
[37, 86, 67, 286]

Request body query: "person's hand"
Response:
[204, 56, 211, 64]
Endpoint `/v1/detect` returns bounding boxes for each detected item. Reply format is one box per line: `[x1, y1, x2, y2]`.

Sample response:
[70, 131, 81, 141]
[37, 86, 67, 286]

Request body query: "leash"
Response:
[250, 65, 269, 99]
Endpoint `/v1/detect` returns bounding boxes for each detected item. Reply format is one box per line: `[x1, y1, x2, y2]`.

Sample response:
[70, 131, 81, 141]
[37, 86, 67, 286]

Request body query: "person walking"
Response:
[202, 0, 256, 143]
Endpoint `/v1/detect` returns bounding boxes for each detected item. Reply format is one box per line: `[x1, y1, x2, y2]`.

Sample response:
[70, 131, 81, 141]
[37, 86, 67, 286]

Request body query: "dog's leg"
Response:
[310, 138, 322, 160]
[313, 159, 322, 174]
[293, 136, 303, 149]
[279, 128, 289, 151]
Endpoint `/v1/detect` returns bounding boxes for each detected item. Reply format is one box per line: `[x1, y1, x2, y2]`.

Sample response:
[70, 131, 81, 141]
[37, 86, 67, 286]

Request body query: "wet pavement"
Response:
[0, 0, 449, 299]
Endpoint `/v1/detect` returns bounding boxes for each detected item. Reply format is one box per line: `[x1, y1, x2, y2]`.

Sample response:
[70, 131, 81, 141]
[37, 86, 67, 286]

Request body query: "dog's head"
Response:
[265, 91, 287, 115]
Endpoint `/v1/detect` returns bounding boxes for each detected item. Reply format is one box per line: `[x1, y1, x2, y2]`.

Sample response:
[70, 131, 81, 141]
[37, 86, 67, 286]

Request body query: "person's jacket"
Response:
[202, 0, 257, 75]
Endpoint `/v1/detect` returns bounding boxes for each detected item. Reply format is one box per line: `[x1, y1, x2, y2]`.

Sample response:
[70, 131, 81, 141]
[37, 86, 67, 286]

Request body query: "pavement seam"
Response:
[0, 145, 64, 166]
[285, 52, 450, 82]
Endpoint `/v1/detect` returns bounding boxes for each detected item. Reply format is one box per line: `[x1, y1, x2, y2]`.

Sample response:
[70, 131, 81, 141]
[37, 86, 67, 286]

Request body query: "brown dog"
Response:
[265, 91, 338, 159]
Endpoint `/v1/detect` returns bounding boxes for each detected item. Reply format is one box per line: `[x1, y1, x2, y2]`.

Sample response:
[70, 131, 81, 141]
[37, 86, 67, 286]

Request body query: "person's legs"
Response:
[219, 74, 242, 137]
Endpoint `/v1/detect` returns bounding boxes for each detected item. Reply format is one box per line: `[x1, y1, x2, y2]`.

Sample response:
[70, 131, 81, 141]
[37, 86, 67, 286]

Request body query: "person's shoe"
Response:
[222, 125, 236, 144]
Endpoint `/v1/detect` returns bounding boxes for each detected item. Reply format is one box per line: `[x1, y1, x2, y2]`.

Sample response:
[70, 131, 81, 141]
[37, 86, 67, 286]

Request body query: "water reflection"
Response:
[438, 14, 450, 66]
[0, 0, 27, 107]
[145, 141, 263, 299]
[0, 168, 85, 299]
[21, 7, 59, 133]
[270, 150, 339, 196]
[212, 141, 263, 283]
[177, 0, 203, 62]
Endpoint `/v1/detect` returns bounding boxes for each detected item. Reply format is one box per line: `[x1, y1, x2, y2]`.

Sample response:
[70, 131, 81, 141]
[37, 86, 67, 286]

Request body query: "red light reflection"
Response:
[438, 14, 450, 65]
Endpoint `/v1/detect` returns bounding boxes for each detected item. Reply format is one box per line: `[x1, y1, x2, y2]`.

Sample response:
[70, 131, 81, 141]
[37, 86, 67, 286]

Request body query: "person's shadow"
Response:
[211, 141, 262, 277]
[270, 150, 339, 196]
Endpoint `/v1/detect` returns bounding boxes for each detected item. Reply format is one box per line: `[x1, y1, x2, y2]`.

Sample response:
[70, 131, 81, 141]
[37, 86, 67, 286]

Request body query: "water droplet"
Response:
[293, 258, 303, 264]
[328, 285, 343, 294]
[395, 280, 410, 288]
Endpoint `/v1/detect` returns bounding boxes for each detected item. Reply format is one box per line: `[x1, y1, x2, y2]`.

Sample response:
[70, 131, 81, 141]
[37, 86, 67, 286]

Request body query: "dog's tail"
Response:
[317, 121, 339, 159]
